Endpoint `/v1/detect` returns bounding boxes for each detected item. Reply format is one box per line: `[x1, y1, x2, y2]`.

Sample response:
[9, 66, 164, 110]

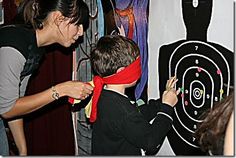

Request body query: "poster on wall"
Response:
[100, 0, 149, 101]
[148, 0, 234, 156]
[73, 0, 150, 155]
[0, 0, 4, 25]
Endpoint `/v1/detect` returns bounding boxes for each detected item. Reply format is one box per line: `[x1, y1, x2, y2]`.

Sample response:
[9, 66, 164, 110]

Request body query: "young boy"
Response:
[90, 35, 179, 155]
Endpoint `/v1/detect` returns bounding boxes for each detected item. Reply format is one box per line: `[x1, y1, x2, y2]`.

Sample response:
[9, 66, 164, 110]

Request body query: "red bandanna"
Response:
[90, 57, 141, 122]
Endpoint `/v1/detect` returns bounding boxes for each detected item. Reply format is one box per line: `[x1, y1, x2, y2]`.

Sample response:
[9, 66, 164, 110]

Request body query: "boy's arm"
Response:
[121, 102, 174, 155]
[8, 118, 27, 155]
[138, 76, 179, 122]
[121, 76, 179, 154]
[137, 99, 162, 122]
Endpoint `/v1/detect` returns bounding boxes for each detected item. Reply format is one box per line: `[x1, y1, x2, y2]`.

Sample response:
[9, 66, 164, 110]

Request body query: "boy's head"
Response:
[89, 35, 141, 122]
[91, 35, 140, 77]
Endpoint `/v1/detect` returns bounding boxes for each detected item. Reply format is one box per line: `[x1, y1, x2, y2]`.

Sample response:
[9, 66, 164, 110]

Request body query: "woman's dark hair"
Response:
[195, 91, 234, 155]
[19, 0, 89, 30]
[90, 35, 140, 77]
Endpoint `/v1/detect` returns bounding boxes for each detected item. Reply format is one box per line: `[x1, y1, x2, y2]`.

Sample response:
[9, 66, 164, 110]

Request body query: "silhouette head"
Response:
[182, 0, 212, 40]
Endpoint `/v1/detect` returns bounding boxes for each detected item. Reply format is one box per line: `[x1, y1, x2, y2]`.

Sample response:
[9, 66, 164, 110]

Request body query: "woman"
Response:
[0, 0, 93, 155]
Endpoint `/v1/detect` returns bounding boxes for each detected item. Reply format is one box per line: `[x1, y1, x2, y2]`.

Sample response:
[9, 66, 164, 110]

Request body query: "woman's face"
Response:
[57, 19, 84, 47]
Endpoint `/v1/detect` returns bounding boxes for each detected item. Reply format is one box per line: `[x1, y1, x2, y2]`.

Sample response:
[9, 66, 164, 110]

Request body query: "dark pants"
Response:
[0, 118, 9, 156]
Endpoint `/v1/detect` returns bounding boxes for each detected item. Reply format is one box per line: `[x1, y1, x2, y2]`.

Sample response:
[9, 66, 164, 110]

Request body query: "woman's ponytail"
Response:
[22, 0, 43, 29]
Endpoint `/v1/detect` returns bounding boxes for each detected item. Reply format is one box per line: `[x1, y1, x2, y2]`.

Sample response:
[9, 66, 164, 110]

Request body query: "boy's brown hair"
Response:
[90, 35, 140, 77]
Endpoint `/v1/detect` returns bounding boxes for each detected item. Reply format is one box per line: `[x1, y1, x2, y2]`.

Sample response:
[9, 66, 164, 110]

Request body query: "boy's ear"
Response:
[116, 67, 125, 73]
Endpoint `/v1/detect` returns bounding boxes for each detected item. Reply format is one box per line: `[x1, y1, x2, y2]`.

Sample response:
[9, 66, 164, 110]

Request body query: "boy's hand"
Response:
[162, 76, 180, 107]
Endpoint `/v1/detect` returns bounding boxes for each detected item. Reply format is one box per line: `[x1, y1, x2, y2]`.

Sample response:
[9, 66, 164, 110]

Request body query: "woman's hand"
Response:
[56, 81, 93, 100]
[162, 76, 180, 107]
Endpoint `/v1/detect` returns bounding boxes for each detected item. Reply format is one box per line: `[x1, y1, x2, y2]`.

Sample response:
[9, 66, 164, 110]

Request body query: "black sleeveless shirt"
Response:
[0, 25, 44, 80]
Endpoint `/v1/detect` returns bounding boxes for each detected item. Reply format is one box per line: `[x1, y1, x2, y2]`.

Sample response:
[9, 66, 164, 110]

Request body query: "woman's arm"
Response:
[2, 81, 93, 119]
[8, 118, 27, 155]
[224, 111, 234, 156]
[0, 48, 93, 119]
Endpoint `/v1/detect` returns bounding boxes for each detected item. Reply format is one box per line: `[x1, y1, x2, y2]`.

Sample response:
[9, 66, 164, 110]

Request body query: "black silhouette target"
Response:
[156, 0, 234, 155]
[161, 40, 231, 154]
